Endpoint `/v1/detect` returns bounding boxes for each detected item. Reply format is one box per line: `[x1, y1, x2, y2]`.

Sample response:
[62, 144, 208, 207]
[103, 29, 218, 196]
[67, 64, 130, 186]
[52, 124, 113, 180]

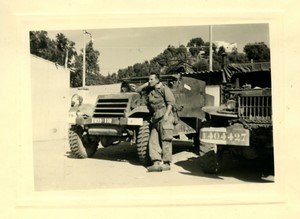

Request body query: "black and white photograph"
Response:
[3, 0, 300, 218]
[30, 24, 274, 191]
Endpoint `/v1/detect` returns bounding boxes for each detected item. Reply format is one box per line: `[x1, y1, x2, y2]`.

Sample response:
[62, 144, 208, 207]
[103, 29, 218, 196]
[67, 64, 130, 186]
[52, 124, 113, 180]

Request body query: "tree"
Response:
[30, 31, 77, 68]
[115, 37, 269, 81]
[203, 42, 217, 58]
[189, 47, 202, 57]
[243, 42, 270, 62]
[227, 51, 248, 63]
[192, 59, 209, 71]
[187, 37, 206, 58]
[149, 60, 161, 73]
[71, 41, 102, 87]
[217, 46, 226, 56]
[104, 73, 119, 84]
[30, 30, 108, 87]
[187, 37, 205, 47]
[71, 55, 83, 87]
[85, 41, 100, 76]
[30, 31, 57, 62]
[56, 33, 77, 68]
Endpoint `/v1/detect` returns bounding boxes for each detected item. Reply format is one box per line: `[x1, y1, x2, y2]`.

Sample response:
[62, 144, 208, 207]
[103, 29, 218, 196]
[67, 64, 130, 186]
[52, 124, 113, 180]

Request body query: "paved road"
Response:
[33, 139, 273, 191]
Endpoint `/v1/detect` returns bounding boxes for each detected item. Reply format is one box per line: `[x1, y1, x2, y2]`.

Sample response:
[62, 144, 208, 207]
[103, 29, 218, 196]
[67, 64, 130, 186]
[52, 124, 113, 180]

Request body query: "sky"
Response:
[47, 23, 270, 76]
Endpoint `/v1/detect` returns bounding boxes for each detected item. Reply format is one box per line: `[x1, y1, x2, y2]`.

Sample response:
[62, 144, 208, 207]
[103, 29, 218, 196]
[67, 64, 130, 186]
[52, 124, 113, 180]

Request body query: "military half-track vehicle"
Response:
[198, 62, 273, 174]
[68, 74, 206, 165]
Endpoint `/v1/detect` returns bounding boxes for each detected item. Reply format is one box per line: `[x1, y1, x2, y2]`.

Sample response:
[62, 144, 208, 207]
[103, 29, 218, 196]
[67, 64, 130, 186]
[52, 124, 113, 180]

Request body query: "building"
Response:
[214, 41, 238, 53]
[181, 62, 271, 107]
[31, 55, 70, 141]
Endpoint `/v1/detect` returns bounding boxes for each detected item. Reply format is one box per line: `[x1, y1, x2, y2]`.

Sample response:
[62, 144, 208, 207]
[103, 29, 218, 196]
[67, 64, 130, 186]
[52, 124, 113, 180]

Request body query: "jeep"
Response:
[198, 62, 273, 174]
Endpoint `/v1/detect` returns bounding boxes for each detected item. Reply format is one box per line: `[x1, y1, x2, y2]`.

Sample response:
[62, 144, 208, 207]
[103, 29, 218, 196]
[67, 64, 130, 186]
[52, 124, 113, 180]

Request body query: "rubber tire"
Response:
[68, 126, 98, 158]
[136, 120, 151, 166]
[201, 150, 221, 174]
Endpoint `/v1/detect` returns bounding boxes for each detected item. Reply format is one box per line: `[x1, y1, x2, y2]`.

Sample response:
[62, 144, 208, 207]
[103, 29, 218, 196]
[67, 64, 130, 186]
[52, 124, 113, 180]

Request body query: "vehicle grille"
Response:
[93, 98, 129, 118]
[238, 95, 272, 123]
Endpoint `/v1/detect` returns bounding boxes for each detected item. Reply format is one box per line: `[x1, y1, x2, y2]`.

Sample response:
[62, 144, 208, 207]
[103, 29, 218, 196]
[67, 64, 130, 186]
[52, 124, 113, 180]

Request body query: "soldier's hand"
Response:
[163, 114, 168, 121]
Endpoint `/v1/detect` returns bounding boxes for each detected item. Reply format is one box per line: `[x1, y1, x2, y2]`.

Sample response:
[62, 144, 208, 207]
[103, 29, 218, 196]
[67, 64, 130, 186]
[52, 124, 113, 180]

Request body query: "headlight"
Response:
[71, 94, 83, 107]
[226, 99, 236, 111]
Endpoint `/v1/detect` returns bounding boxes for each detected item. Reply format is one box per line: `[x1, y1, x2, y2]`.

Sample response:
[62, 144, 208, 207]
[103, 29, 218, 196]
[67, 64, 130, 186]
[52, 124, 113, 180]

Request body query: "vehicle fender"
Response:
[77, 103, 95, 117]
[202, 106, 237, 118]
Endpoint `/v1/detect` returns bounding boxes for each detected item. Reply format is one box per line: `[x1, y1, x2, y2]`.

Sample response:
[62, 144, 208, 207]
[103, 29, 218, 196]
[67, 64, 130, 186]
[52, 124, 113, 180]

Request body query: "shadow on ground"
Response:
[65, 140, 197, 167]
[174, 151, 274, 183]
[65, 140, 274, 183]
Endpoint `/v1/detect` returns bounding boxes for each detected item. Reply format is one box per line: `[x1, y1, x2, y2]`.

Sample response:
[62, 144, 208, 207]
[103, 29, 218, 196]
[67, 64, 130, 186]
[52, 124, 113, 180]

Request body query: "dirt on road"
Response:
[33, 139, 272, 191]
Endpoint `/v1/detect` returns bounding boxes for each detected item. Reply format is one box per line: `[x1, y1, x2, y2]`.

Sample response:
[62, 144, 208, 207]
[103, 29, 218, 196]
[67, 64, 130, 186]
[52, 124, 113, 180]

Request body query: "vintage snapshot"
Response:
[30, 23, 274, 191]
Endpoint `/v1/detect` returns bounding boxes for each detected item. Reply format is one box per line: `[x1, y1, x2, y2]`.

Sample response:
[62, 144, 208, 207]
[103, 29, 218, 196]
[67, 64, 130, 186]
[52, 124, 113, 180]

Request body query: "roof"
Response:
[122, 74, 180, 84]
[181, 62, 271, 84]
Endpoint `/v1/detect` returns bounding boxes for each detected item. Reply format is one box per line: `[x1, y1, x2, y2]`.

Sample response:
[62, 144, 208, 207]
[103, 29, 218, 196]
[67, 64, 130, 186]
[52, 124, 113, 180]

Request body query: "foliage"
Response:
[30, 31, 270, 87]
[85, 41, 100, 75]
[192, 59, 209, 71]
[72, 41, 102, 87]
[187, 37, 205, 47]
[203, 42, 217, 58]
[227, 51, 248, 63]
[104, 73, 119, 84]
[116, 36, 254, 77]
[30, 31, 77, 68]
[243, 42, 270, 62]
[56, 33, 77, 68]
[30, 31, 57, 62]
[30, 31, 104, 87]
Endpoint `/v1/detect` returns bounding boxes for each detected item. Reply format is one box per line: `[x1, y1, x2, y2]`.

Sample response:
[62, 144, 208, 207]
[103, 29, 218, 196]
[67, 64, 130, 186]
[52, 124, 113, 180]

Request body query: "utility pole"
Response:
[64, 40, 70, 68]
[209, 25, 213, 71]
[83, 30, 86, 87]
[82, 30, 93, 87]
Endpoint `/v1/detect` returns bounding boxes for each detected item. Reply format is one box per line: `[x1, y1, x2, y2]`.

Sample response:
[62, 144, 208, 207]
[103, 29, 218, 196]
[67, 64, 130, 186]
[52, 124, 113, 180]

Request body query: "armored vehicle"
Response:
[68, 74, 206, 165]
[198, 62, 273, 174]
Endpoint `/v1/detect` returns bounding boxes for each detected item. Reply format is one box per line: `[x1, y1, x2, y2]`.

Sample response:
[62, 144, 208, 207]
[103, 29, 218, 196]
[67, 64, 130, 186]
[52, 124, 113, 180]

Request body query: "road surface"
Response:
[33, 139, 273, 191]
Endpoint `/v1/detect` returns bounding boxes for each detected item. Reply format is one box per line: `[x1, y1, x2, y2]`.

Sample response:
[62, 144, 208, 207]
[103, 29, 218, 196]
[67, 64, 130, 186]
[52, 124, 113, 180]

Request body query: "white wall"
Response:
[31, 55, 70, 141]
[205, 85, 221, 106]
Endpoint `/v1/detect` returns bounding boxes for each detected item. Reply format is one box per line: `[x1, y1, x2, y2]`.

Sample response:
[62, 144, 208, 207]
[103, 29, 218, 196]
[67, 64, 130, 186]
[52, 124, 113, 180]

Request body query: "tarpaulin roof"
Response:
[182, 62, 271, 84]
[223, 62, 270, 82]
[122, 74, 180, 84]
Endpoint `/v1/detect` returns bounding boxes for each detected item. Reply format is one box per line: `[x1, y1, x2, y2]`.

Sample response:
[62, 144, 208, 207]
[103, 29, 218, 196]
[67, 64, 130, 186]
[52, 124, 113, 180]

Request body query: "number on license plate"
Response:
[92, 118, 112, 123]
[200, 127, 249, 146]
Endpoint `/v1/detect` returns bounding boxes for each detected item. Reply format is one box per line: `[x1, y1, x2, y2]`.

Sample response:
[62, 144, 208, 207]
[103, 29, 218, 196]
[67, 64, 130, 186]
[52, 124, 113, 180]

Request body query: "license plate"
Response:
[200, 126, 250, 146]
[91, 118, 113, 124]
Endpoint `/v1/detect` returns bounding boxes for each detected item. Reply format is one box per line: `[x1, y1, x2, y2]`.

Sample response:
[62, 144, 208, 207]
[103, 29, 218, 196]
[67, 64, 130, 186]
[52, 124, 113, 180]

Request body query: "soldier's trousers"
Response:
[149, 116, 174, 163]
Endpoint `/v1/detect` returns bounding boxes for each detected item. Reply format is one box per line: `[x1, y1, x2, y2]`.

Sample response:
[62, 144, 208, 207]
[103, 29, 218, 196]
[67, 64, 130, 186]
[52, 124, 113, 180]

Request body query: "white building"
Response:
[214, 41, 238, 53]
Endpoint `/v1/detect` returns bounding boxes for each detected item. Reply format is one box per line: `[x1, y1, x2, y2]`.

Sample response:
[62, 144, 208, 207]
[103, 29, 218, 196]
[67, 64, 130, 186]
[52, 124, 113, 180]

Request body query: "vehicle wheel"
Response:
[199, 143, 222, 174]
[136, 120, 151, 166]
[68, 126, 98, 158]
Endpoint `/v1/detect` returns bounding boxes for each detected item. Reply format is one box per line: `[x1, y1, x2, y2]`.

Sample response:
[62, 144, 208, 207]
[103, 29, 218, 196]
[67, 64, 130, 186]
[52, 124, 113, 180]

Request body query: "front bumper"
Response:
[68, 113, 143, 127]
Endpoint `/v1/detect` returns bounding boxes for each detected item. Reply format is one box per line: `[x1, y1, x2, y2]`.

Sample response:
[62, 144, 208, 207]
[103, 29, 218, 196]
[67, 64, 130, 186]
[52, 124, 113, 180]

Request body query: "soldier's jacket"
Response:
[147, 82, 175, 121]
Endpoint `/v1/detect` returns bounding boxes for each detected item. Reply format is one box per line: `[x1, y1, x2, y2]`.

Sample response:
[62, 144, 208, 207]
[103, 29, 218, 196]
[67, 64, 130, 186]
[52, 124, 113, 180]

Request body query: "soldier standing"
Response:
[136, 72, 176, 172]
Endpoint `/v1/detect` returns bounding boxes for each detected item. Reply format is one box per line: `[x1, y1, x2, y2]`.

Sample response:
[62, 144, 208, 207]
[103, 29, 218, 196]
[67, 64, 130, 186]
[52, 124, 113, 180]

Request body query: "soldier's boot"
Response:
[147, 161, 163, 172]
[162, 162, 171, 171]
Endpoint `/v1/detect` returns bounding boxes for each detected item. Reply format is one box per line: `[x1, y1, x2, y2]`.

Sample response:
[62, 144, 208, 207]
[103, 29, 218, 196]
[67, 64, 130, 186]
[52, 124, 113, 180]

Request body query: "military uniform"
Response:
[147, 82, 175, 169]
